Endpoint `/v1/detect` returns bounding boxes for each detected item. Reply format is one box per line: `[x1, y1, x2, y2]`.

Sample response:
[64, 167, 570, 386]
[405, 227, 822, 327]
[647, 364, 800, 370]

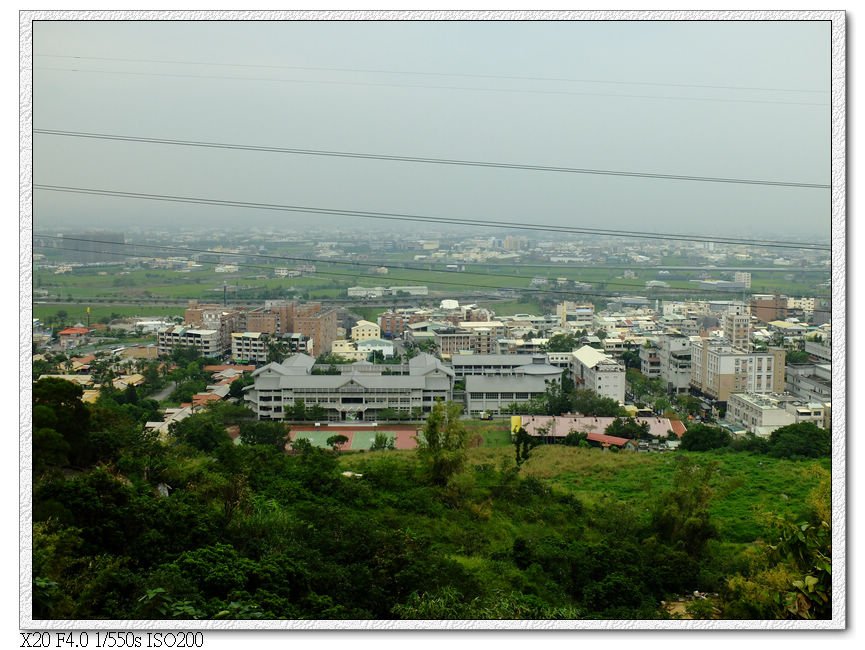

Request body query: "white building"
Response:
[690, 339, 785, 402]
[331, 339, 368, 362]
[786, 363, 832, 402]
[658, 334, 694, 394]
[157, 326, 222, 357]
[556, 301, 595, 330]
[572, 345, 626, 404]
[351, 320, 381, 342]
[726, 392, 829, 437]
[347, 286, 386, 298]
[244, 353, 453, 421]
[230, 332, 270, 364]
[356, 338, 396, 359]
[450, 353, 563, 381]
[465, 375, 552, 417]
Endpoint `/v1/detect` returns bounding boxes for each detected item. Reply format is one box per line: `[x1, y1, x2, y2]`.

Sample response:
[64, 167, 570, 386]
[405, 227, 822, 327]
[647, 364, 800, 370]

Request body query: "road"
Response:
[147, 381, 176, 402]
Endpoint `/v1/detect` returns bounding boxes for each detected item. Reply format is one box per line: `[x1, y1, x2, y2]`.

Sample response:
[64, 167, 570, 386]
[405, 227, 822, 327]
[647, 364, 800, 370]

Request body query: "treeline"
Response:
[32, 381, 830, 620]
[679, 422, 831, 459]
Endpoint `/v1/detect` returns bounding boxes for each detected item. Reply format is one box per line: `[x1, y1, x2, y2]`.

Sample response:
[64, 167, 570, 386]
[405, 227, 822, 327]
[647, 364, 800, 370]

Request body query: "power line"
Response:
[32, 185, 832, 251]
[33, 129, 831, 191]
[33, 66, 829, 108]
[33, 237, 832, 305]
[33, 53, 829, 95]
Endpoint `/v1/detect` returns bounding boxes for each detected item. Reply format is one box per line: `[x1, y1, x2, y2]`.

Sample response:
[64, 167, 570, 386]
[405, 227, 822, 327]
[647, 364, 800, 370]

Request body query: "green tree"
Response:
[33, 377, 92, 467]
[572, 390, 625, 417]
[650, 456, 718, 558]
[417, 401, 470, 486]
[169, 411, 230, 453]
[620, 349, 642, 370]
[768, 422, 830, 459]
[327, 434, 350, 451]
[680, 423, 732, 452]
[785, 350, 810, 364]
[604, 417, 650, 439]
[227, 373, 255, 399]
[240, 421, 289, 450]
[562, 429, 588, 447]
[544, 333, 579, 352]
[266, 338, 290, 364]
[724, 469, 831, 619]
[370, 433, 395, 451]
[513, 426, 538, 467]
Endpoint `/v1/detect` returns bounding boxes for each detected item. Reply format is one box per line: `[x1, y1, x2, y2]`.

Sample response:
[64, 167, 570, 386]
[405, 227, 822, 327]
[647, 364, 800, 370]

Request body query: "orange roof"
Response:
[192, 393, 222, 407]
[203, 364, 256, 372]
[59, 327, 90, 336]
[586, 432, 632, 447]
[668, 419, 688, 438]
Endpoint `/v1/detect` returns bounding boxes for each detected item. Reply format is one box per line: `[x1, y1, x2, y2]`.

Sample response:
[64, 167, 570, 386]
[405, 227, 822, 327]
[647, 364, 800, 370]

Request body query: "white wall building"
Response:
[231, 331, 270, 364]
[244, 353, 453, 421]
[690, 339, 785, 402]
[572, 345, 626, 404]
[726, 392, 829, 437]
[157, 326, 222, 357]
[351, 320, 381, 342]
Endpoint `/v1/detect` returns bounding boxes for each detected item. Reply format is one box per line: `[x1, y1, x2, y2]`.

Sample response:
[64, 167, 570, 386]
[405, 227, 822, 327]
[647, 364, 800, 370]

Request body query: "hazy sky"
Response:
[31, 19, 832, 239]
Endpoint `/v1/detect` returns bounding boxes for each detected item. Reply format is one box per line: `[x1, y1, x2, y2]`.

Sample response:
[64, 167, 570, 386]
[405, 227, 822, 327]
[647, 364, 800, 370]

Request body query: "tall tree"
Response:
[417, 401, 469, 486]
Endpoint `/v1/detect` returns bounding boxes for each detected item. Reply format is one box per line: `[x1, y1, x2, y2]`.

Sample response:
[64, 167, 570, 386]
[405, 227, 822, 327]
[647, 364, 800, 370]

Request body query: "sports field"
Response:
[289, 424, 420, 450]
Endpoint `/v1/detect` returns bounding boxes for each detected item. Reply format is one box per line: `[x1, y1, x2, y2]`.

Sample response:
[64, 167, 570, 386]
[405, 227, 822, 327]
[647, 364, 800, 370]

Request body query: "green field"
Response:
[515, 445, 829, 543]
[33, 303, 184, 324]
[34, 257, 830, 313]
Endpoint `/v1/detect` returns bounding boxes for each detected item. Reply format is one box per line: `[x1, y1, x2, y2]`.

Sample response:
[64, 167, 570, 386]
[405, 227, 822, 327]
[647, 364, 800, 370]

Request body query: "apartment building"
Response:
[556, 301, 595, 330]
[262, 301, 338, 354]
[230, 332, 271, 364]
[726, 392, 829, 437]
[786, 363, 832, 403]
[722, 311, 752, 350]
[640, 345, 662, 379]
[690, 338, 785, 402]
[658, 334, 693, 394]
[431, 321, 506, 357]
[751, 294, 788, 324]
[244, 352, 453, 421]
[183, 302, 242, 353]
[351, 320, 381, 342]
[331, 339, 368, 362]
[572, 345, 626, 404]
[244, 310, 279, 336]
[157, 326, 222, 357]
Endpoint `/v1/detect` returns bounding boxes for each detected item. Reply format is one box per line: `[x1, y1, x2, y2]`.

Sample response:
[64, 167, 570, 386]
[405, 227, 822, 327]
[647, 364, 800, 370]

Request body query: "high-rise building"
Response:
[690, 338, 785, 402]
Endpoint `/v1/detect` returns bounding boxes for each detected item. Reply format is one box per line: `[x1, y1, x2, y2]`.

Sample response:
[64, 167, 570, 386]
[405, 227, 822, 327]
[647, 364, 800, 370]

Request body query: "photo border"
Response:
[19, 8, 847, 632]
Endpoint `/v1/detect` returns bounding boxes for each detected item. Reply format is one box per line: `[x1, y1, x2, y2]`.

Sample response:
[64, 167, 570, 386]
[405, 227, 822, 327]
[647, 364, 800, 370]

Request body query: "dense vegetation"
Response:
[32, 380, 831, 620]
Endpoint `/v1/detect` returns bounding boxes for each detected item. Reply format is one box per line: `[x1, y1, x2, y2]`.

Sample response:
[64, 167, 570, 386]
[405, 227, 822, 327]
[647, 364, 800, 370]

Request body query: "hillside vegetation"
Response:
[32, 384, 831, 621]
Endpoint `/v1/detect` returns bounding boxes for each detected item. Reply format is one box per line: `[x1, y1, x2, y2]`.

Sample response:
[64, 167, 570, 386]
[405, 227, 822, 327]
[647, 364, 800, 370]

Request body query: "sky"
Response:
[29, 18, 832, 240]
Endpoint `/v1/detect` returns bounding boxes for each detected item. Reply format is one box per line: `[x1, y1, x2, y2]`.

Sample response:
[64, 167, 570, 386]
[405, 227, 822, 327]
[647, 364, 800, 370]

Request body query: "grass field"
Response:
[338, 440, 829, 555]
[35, 257, 829, 310]
[33, 303, 184, 324]
[515, 445, 829, 542]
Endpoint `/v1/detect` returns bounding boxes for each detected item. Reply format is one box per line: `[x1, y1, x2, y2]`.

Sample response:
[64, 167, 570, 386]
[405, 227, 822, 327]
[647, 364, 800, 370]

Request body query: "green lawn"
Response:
[519, 446, 829, 543]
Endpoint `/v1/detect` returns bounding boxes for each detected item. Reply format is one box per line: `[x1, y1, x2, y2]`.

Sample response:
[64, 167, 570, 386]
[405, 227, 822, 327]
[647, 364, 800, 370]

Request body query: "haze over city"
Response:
[33, 19, 830, 239]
